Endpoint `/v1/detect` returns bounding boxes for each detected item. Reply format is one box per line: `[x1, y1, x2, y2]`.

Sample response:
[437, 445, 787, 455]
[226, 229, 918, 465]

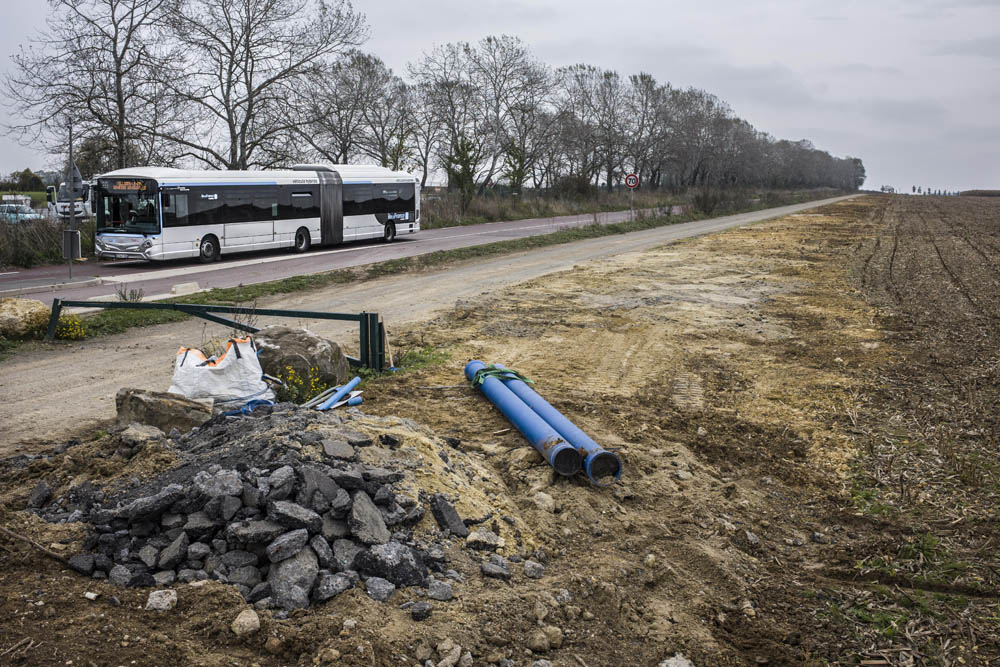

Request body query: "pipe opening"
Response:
[586, 451, 622, 486]
[551, 447, 583, 476]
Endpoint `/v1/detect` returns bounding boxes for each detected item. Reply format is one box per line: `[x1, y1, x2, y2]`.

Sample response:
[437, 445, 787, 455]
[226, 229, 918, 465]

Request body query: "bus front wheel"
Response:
[199, 235, 220, 263]
[383, 222, 396, 243]
[294, 227, 311, 253]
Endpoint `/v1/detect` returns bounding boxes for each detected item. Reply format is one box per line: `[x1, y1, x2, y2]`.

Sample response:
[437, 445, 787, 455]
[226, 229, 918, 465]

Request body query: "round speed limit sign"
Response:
[625, 173, 639, 189]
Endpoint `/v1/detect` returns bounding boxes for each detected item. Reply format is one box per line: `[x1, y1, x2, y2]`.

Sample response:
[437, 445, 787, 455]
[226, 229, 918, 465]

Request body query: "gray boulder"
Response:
[193, 470, 243, 498]
[365, 576, 395, 602]
[429, 494, 469, 537]
[254, 326, 350, 388]
[313, 573, 353, 602]
[266, 529, 310, 563]
[358, 541, 427, 587]
[348, 490, 390, 545]
[268, 545, 319, 610]
[115, 388, 212, 433]
[268, 500, 322, 533]
[159, 532, 190, 569]
[332, 539, 364, 571]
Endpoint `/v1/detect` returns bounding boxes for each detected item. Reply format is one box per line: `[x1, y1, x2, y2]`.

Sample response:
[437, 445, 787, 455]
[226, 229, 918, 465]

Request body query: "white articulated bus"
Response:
[93, 164, 420, 262]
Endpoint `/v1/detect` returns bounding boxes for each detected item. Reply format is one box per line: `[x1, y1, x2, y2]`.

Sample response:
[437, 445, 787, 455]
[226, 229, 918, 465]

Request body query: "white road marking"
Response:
[0, 271, 20, 276]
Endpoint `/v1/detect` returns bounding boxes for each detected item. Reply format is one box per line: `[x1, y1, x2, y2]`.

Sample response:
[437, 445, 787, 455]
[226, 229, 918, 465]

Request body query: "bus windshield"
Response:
[96, 178, 159, 234]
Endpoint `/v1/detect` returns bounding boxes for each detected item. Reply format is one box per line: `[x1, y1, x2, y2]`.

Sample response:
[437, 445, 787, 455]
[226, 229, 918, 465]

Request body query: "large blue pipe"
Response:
[317, 376, 361, 411]
[495, 364, 622, 486]
[465, 360, 582, 476]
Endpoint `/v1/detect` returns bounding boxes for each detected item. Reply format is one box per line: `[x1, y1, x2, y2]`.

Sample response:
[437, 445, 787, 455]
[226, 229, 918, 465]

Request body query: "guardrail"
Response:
[45, 299, 386, 371]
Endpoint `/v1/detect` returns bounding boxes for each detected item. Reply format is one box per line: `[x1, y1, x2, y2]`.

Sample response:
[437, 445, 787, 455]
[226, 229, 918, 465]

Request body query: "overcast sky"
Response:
[2, 0, 998, 191]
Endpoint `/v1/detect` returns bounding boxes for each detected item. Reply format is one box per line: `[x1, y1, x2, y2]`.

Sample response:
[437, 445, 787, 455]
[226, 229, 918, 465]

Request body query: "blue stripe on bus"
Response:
[169, 182, 280, 186]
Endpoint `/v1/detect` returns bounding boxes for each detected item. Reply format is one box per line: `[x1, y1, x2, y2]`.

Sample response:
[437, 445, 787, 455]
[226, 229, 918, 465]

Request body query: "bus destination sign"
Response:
[105, 179, 149, 193]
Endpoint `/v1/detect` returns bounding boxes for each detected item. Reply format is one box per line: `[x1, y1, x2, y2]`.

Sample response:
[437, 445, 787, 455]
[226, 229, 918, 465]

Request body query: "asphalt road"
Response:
[0, 207, 681, 304]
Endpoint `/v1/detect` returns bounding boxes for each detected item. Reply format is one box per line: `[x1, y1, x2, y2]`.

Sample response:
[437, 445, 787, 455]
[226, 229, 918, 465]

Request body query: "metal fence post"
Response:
[359, 312, 370, 368]
[45, 299, 63, 341]
[376, 317, 386, 372]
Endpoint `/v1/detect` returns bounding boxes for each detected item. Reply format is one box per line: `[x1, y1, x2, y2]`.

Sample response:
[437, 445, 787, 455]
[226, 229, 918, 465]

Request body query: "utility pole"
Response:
[67, 121, 75, 280]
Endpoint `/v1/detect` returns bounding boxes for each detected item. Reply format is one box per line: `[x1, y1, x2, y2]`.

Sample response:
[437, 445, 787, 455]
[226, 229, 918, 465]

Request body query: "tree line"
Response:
[3, 0, 865, 208]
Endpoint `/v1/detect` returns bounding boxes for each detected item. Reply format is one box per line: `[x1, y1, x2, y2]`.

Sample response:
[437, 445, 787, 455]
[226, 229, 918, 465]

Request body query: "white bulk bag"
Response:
[168, 337, 274, 405]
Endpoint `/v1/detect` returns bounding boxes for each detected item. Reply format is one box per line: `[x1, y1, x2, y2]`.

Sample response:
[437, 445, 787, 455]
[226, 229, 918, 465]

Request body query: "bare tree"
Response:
[2, 0, 173, 169]
[158, 0, 367, 169]
[357, 57, 413, 170]
[409, 43, 490, 209]
[405, 83, 441, 187]
[302, 50, 379, 164]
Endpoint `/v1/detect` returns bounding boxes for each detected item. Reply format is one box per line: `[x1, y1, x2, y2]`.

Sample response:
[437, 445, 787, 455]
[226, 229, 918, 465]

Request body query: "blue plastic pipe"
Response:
[317, 376, 361, 411]
[346, 396, 363, 407]
[495, 364, 622, 486]
[465, 360, 582, 476]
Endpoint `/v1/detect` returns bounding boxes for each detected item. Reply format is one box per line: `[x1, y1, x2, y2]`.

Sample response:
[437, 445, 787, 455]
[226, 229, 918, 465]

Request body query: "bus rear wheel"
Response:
[199, 235, 220, 263]
[383, 222, 396, 243]
[294, 227, 311, 253]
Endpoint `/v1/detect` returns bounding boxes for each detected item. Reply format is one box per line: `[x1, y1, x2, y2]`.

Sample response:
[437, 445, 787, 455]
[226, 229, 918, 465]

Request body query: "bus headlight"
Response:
[139, 239, 153, 251]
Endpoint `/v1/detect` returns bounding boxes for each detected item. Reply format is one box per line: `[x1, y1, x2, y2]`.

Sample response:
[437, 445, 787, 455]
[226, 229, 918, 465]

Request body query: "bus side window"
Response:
[343, 184, 373, 216]
[252, 188, 278, 219]
[287, 192, 318, 219]
[163, 193, 189, 228]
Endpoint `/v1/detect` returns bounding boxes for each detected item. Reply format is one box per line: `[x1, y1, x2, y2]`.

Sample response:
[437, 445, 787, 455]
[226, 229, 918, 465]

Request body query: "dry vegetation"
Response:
[0, 196, 997, 665]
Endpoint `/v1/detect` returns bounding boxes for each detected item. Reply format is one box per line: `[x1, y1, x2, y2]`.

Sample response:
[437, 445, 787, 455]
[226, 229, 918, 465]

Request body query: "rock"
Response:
[365, 576, 395, 602]
[674, 470, 693, 481]
[27, 481, 53, 508]
[411, 601, 433, 621]
[313, 573, 353, 601]
[267, 466, 296, 501]
[332, 539, 364, 571]
[358, 541, 427, 587]
[427, 578, 453, 601]
[109, 564, 132, 587]
[300, 466, 343, 505]
[310, 535, 334, 569]
[465, 528, 504, 551]
[349, 491, 390, 545]
[231, 608, 260, 636]
[178, 569, 208, 583]
[193, 469, 243, 498]
[329, 467, 364, 490]
[268, 500, 322, 534]
[68, 553, 95, 576]
[83, 591, 100, 601]
[228, 566, 262, 588]
[531, 661, 553, 667]
[221, 550, 258, 568]
[659, 653, 696, 667]
[524, 560, 545, 579]
[182, 511, 217, 539]
[226, 520, 284, 544]
[119, 423, 165, 449]
[532, 492, 556, 514]
[811, 531, 831, 544]
[268, 545, 319, 610]
[255, 326, 351, 388]
[322, 440, 355, 460]
[115, 388, 212, 433]
[138, 544, 160, 568]
[0, 297, 49, 337]
[527, 629, 550, 652]
[481, 561, 511, 581]
[248, 581, 271, 603]
[145, 589, 177, 611]
[321, 514, 350, 542]
[542, 625, 563, 649]
[429, 494, 469, 537]
[267, 528, 310, 563]
[159, 532, 190, 569]
[153, 571, 176, 586]
[120, 484, 185, 521]
[187, 542, 211, 561]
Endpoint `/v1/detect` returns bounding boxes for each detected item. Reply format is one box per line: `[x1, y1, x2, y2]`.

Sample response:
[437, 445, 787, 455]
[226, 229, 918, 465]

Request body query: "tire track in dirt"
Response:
[916, 210, 989, 319]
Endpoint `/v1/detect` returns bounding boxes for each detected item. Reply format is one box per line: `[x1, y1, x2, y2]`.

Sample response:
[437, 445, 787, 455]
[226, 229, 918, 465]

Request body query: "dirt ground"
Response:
[1, 195, 998, 666]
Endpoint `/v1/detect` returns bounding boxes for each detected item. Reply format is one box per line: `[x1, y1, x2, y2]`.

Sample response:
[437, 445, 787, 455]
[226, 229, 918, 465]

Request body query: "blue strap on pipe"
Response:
[317, 376, 361, 411]
[465, 360, 581, 476]
[495, 363, 622, 486]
